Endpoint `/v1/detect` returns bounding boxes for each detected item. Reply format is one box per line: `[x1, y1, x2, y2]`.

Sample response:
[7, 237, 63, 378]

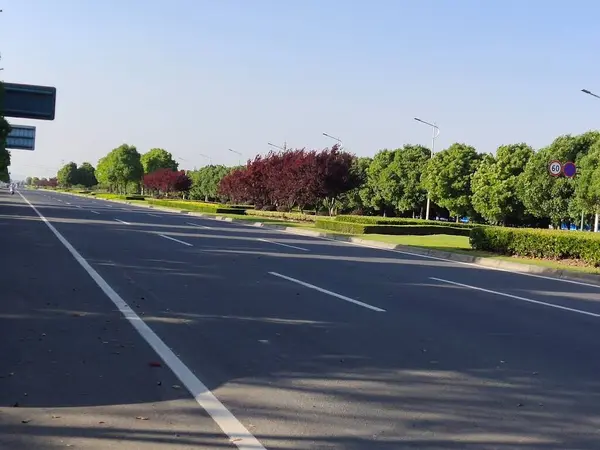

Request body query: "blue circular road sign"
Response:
[563, 161, 576, 178]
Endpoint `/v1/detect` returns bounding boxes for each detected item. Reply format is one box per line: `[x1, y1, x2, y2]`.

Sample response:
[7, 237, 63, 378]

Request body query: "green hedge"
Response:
[335, 215, 477, 228]
[316, 219, 471, 236]
[146, 199, 246, 215]
[470, 226, 600, 266]
[248, 210, 318, 222]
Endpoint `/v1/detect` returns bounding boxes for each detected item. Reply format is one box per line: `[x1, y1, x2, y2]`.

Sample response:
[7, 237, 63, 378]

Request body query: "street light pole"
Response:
[228, 148, 242, 166]
[414, 117, 440, 221]
[198, 153, 212, 165]
[581, 89, 600, 231]
[322, 132, 343, 149]
[267, 142, 285, 151]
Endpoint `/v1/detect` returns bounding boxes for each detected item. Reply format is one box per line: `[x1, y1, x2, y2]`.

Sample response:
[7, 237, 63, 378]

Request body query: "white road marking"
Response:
[159, 234, 193, 247]
[66, 202, 71, 205]
[148, 213, 161, 218]
[114, 219, 131, 225]
[186, 222, 211, 229]
[18, 193, 266, 449]
[430, 277, 600, 319]
[90, 210, 100, 215]
[75, 205, 82, 209]
[269, 271, 385, 312]
[258, 238, 309, 252]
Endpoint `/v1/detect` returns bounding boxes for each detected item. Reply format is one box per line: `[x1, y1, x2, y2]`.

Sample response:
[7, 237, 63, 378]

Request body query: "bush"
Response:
[146, 199, 246, 215]
[470, 226, 600, 266]
[316, 219, 471, 236]
[248, 210, 318, 222]
[336, 215, 477, 228]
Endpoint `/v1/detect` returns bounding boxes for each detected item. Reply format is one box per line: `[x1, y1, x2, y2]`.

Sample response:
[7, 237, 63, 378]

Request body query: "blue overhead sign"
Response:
[2, 82, 56, 121]
[6, 125, 36, 150]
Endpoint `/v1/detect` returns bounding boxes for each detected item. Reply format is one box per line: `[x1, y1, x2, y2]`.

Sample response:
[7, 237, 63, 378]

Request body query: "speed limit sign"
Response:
[548, 160, 562, 177]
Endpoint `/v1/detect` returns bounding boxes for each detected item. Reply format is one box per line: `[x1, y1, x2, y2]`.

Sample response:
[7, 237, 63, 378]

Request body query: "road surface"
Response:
[2, 189, 600, 449]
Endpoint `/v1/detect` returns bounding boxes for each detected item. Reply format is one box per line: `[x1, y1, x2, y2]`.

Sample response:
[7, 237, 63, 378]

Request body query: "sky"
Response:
[2, 0, 600, 180]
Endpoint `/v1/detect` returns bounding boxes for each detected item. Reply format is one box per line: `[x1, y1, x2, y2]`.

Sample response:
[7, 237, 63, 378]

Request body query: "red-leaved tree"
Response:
[144, 169, 192, 198]
[218, 145, 358, 213]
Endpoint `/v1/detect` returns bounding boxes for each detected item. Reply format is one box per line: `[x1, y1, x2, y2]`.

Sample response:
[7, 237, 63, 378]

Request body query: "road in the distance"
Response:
[2, 189, 600, 449]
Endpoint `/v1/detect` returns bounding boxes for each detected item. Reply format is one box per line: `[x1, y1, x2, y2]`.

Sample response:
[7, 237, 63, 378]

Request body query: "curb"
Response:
[48, 190, 600, 286]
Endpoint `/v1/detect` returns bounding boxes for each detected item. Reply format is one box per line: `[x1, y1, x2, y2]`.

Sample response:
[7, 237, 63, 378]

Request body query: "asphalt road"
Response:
[2, 189, 600, 449]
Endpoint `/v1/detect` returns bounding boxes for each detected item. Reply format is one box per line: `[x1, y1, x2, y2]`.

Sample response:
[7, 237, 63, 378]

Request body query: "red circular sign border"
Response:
[548, 160, 562, 177]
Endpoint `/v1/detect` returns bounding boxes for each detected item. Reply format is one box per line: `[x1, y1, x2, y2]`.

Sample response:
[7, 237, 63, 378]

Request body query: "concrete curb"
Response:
[48, 190, 600, 286]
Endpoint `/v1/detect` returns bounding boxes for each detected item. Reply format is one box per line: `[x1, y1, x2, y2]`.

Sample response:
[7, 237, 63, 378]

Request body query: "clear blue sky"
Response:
[2, 0, 600, 179]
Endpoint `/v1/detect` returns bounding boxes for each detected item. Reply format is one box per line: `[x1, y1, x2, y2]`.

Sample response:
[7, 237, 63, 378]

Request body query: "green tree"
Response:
[95, 144, 143, 193]
[422, 143, 482, 221]
[472, 143, 534, 225]
[77, 162, 98, 188]
[25, 176, 33, 186]
[57, 162, 79, 188]
[364, 145, 430, 217]
[338, 156, 372, 214]
[140, 148, 178, 174]
[575, 140, 600, 220]
[519, 132, 600, 226]
[0, 82, 12, 182]
[189, 165, 230, 202]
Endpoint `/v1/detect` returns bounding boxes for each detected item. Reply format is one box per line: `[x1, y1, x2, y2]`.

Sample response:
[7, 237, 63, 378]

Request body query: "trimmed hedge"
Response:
[146, 199, 246, 215]
[316, 219, 471, 236]
[470, 226, 600, 266]
[248, 210, 318, 222]
[335, 215, 477, 228]
[95, 193, 146, 201]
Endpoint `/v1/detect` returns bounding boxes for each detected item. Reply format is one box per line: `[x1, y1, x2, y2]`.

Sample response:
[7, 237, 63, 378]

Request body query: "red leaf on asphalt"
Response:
[148, 361, 162, 367]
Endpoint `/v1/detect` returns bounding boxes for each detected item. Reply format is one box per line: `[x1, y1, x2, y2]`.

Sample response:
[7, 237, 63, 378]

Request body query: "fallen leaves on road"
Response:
[136, 416, 149, 420]
[172, 384, 181, 389]
[21, 419, 31, 424]
[149, 361, 162, 367]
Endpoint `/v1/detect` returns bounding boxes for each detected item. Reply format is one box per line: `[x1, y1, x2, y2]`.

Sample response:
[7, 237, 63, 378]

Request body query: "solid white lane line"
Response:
[159, 234, 193, 247]
[430, 277, 600, 319]
[90, 210, 100, 215]
[269, 271, 385, 312]
[114, 219, 131, 225]
[259, 238, 309, 252]
[186, 222, 211, 229]
[18, 193, 265, 449]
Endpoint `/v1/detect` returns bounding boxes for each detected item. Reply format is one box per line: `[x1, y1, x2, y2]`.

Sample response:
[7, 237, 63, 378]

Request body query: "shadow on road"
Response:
[2, 191, 600, 449]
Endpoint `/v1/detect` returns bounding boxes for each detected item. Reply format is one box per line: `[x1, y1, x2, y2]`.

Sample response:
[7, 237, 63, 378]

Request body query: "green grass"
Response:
[363, 234, 471, 249]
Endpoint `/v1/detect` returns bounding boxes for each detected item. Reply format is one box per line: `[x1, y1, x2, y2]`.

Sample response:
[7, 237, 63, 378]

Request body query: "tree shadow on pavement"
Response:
[2, 191, 600, 449]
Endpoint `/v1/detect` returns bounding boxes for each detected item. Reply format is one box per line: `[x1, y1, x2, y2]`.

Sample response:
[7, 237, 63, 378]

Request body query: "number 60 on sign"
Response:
[548, 160, 562, 176]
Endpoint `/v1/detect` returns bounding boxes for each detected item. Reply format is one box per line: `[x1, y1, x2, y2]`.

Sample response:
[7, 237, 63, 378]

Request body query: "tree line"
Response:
[25, 130, 600, 228]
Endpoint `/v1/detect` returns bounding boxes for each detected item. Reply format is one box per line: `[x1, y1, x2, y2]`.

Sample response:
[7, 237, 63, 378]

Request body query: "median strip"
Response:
[269, 271, 385, 312]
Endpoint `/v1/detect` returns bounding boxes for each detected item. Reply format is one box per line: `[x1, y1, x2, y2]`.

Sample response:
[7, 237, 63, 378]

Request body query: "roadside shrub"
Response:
[316, 219, 470, 236]
[248, 210, 318, 222]
[146, 199, 246, 215]
[336, 215, 477, 228]
[470, 226, 600, 266]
